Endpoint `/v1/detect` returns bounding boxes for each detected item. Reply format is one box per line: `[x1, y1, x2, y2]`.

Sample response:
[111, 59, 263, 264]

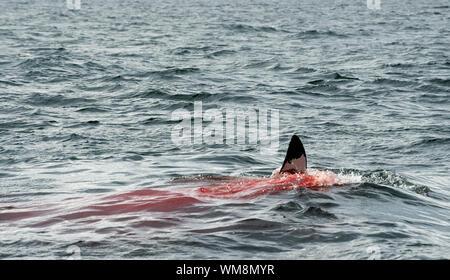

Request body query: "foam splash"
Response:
[198, 169, 361, 199]
[275, 168, 362, 186]
[361, 170, 429, 195]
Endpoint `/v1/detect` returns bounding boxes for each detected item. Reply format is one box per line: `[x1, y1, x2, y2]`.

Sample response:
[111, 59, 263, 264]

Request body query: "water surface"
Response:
[0, 0, 449, 259]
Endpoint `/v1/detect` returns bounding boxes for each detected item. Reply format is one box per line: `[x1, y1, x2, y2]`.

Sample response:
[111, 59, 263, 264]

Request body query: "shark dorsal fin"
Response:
[280, 135, 307, 174]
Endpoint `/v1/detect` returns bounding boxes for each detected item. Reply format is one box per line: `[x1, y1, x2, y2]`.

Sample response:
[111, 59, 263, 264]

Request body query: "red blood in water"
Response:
[1, 171, 341, 223]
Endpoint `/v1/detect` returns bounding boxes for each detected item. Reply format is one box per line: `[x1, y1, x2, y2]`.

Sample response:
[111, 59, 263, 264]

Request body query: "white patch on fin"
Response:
[280, 135, 307, 174]
[280, 155, 306, 173]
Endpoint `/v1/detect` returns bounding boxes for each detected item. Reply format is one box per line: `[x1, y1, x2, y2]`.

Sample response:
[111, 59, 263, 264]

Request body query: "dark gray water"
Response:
[0, 0, 449, 259]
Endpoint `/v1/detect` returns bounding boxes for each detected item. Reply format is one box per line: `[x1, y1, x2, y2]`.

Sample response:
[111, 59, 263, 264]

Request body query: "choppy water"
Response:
[1, 0, 449, 259]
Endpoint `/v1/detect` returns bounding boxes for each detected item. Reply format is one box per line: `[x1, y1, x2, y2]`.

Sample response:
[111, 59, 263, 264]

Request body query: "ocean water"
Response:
[0, 0, 449, 259]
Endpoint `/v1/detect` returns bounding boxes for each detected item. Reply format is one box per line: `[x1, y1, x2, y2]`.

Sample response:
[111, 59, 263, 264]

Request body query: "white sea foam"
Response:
[272, 168, 362, 186]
